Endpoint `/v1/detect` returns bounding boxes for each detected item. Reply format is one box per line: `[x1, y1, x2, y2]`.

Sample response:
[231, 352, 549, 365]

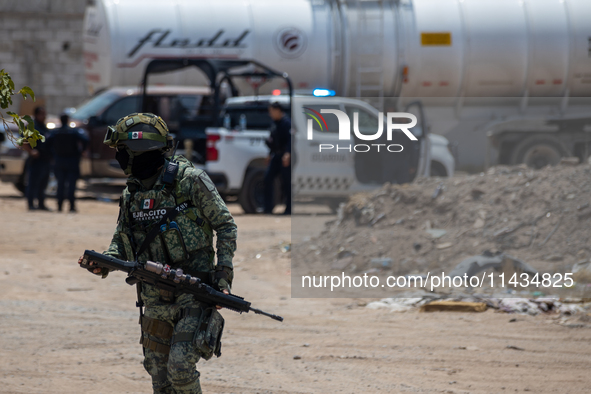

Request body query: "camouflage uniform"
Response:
[104, 155, 237, 394]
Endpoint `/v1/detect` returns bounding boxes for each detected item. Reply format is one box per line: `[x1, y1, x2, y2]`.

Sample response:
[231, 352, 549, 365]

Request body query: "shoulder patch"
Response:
[198, 171, 216, 192]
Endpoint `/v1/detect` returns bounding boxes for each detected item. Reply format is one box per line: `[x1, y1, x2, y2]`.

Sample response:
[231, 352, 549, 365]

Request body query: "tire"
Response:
[510, 135, 569, 169]
[15, 168, 57, 197]
[14, 162, 29, 195]
[239, 168, 266, 214]
[430, 161, 448, 177]
[14, 177, 26, 194]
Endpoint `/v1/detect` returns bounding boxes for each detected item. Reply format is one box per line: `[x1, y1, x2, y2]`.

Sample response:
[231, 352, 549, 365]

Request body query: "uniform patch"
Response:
[132, 208, 169, 222]
[143, 198, 154, 209]
[198, 172, 216, 192]
[130, 131, 143, 140]
[125, 118, 134, 127]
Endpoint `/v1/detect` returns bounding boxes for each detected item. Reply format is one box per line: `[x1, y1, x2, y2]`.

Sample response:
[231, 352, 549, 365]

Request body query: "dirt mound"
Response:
[295, 163, 591, 280]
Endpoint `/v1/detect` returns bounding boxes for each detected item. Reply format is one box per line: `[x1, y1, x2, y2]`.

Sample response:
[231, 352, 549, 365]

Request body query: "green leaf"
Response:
[6, 111, 17, 117]
[23, 114, 34, 124]
[18, 86, 35, 101]
[28, 137, 37, 148]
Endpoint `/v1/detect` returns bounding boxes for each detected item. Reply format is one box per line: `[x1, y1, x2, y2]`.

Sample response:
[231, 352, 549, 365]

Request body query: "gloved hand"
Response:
[213, 265, 233, 292]
[78, 256, 110, 278]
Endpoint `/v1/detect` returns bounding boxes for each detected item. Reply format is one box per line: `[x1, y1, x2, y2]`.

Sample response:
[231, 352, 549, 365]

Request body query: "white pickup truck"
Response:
[205, 95, 455, 213]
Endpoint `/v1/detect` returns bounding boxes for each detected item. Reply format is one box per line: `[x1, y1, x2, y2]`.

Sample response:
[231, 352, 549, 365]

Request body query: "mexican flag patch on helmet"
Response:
[130, 131, 143, 140]
[143, 199, 154, 209]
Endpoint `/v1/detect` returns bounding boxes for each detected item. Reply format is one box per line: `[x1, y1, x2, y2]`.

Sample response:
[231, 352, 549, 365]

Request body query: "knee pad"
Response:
[170, 370, 201, 393]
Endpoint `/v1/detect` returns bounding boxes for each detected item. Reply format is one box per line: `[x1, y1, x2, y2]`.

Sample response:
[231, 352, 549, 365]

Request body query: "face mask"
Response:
[116, 148, 164, 179]
[115, 148, 131, 174]
[131, 150, 165, 179]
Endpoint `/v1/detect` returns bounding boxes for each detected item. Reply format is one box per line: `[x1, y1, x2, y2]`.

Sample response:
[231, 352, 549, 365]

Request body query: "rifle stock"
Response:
[80, 250, 283, 322]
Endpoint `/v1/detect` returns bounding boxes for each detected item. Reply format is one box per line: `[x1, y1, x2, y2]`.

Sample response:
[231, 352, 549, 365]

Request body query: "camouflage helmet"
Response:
[104, 112, 173, 152]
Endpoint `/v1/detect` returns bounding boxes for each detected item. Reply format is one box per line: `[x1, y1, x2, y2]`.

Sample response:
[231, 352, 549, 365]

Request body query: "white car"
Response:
[206, 95, 455, 213]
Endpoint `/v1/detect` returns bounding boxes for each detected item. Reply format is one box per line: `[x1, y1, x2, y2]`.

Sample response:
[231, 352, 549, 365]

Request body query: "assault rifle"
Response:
[79, 250, 283, 322]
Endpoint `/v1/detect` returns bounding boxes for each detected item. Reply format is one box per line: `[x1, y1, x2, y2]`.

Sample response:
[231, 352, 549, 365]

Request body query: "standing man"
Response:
[25, 106, 52, 211]
[47, 113, 88, 212]
[263, 102, 292, 215]
[83, 113, 236, 394]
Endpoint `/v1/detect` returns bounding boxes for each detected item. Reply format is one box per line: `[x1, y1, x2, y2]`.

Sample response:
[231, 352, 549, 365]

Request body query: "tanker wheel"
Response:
[510, 135, 568, 169]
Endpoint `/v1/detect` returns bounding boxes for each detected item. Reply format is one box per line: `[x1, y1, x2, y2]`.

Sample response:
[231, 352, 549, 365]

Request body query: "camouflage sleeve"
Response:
[104, 225, 126, 260]
[187, 170, 237, 270]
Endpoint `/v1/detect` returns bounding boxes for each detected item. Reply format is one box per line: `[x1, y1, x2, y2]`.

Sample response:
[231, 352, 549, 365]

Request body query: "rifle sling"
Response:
[134, 202, 194, 260]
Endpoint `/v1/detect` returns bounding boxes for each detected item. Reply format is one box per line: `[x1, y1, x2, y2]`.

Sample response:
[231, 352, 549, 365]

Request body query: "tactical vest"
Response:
[118, 157, 215, 277]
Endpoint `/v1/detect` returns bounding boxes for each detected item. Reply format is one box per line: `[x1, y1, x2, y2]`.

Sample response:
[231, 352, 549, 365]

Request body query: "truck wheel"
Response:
[239, 168, 266, 214]
[430, 161, 448, 177]
[510, 135, 568, 169]
[15, 179, 26, 194]
[14, 162, 29, 195]
[14, 170, 57, 197]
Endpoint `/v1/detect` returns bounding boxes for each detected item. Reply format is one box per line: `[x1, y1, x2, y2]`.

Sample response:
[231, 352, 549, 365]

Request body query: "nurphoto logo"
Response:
[303, 108, 418, 153]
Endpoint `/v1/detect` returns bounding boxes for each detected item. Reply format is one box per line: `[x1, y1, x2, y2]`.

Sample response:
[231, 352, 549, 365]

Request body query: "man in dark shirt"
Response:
[46, 113, 89, 212]
[263, 102, 291, 215]
[25, 106, 52, 211]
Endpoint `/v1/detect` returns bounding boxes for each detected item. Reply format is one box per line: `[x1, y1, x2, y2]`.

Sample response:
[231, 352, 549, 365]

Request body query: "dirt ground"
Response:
[1, 181, 590, 394]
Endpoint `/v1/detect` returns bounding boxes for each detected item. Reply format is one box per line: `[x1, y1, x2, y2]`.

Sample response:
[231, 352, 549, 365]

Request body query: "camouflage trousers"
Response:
[141, 293, 204, 394]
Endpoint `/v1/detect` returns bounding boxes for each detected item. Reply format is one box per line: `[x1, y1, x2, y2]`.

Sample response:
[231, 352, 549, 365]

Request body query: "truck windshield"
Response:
[222, 105, 291, 130]
[70, 91, 120, 120]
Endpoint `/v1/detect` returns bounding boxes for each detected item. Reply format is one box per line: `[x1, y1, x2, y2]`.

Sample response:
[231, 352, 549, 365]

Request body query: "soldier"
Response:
[82, 113, 237, 394]
[46, 113, 89, 212]
[263, 102, 292, 214]
[24, 106, 52, 211]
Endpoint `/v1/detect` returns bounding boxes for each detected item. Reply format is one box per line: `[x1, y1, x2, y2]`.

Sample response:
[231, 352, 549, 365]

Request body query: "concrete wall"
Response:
[0, 0, 89, 116]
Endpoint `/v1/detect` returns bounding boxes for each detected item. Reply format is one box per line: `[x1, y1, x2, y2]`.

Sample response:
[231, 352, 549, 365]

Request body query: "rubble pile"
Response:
[294, 163, 591, 286]
[366, 295, 587, 317]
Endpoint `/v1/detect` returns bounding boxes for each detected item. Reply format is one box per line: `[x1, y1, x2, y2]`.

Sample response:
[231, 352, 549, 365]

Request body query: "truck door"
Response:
[343, 101, 428, 185]
[294, 102, 355, 197]
[404, 101, 430, 180]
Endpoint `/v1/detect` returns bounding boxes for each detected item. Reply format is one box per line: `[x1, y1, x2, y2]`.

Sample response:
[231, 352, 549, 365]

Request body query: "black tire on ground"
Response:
[430, 161, 448, 177]
[14, 169, 57, 197]
[239, 168, 266, 214]
[510, 135, 569, 169]
[14, 178, 26, 194]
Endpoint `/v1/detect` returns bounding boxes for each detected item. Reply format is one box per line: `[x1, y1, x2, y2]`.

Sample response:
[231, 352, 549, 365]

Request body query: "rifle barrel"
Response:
[250, 307, 284, 322]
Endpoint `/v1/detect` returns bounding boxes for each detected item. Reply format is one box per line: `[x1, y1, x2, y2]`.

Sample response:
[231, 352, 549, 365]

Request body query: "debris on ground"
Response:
[506, 345, 525, 351]
[420, 301, 488, 313]
[366, 294, 590, 318]
[294, 163, 591, 294]
[448, 252, 538, 278]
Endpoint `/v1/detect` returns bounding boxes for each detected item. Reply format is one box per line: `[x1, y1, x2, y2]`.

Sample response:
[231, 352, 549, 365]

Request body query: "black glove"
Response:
[213, 265, 233, 292]
[86, 264, 110, 279]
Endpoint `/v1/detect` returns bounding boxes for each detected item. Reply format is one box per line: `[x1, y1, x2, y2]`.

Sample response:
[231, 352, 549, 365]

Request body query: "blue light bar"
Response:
[312, 88, 336, 97]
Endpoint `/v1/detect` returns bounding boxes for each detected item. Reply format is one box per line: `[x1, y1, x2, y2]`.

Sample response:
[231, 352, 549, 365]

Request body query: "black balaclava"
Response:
[116, 148, 165, 179]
